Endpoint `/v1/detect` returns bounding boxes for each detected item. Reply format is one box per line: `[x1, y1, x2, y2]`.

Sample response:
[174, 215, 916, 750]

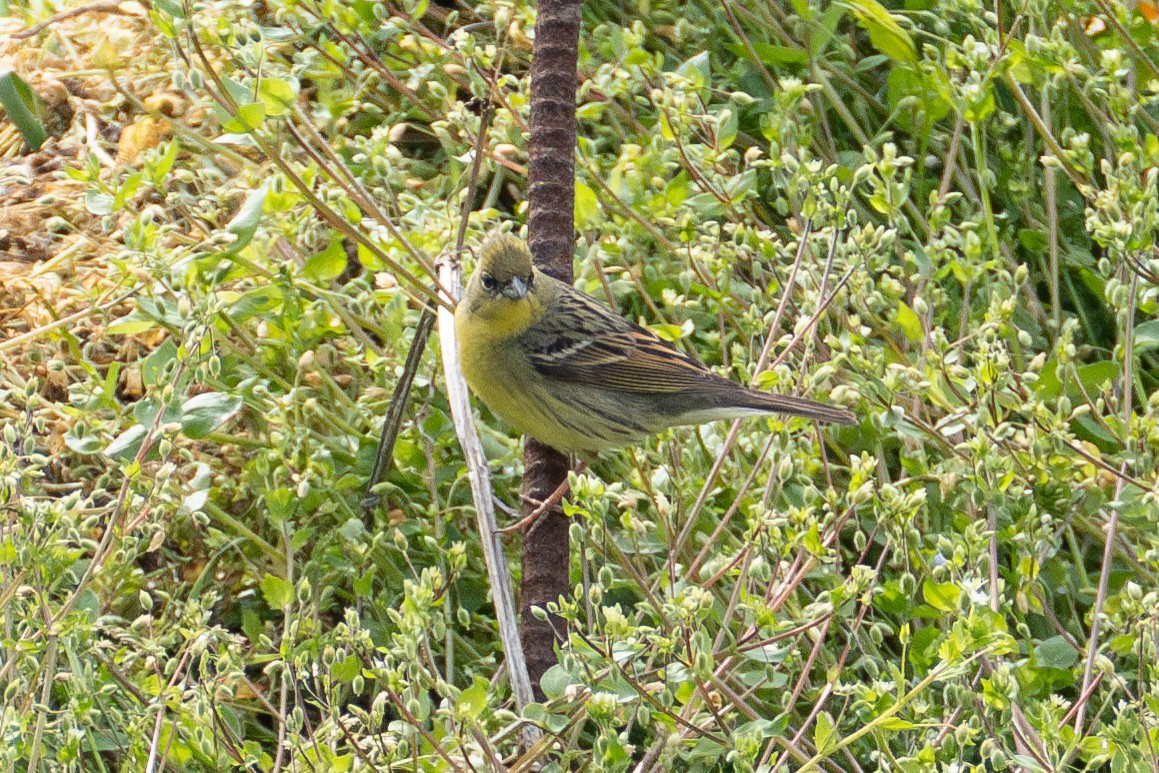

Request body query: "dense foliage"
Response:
[2, 0, 1158, 769]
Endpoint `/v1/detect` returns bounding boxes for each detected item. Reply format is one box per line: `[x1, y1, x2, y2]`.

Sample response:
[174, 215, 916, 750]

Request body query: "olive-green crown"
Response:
[478, 232, 533, 282]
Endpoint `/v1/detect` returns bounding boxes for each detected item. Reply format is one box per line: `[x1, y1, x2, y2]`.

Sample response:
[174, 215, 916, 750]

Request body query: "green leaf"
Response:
[540, 665, 577, 699]
[727, 42, 809, 67]
[676, 51, 711, 92]
[907, 625, 941, 670]
[803, 523, 824, 555]
[113, 172, 144, 211]
[264, 487, 297, 523]
[1134, 319, 1159, 353]
[142, 340, 178, 387]
[625, 48, 652, 66]
[226, 182, 270, 251]
[180, 392, 242, 439]
[256, 77, 298, 117]
[601, 734, 632, 765]
[886, 66, 952, 128]
[845, 0, 917, 64]
[1073, 411, 1119, 450]
[303, 239, 349, 281]
[523, 703, 572, 733]
[576, 101, 607, 120]
[1035, 357, 1061, 398]
[228, 286, 284, 322]
[104, 425, 147, 460]
[292, 527, 316, 551]
[216, 100, 267, 133]
[1076, 361, 1118, 395]
[357, 242, 386, 271]
[717, 108, 738, 150]
[85, 191, 115, 215]
[1034, 358, 1119, 408]
[1018, 228, 1048, 253]
[895, 300, 924, 343]
[64, 426, 105, 455]
[107, 316, 161, 336]
[133, 395, 179, 429]
[260, 573, 293, 611]
[575, 180, 601, 229]
[815, 5, 846, 55]
[740, 644, 790, 664]
[648, 322, 690, 342]
[1035, 635, 1079, 669]
[874, 582, 909, 615]
[457, 677, 489, 720]
[151, 139, 179, 182]
[685, 191, 726, 218]
[241, 609, 263, 645]
[658, 110, 675, 142]
[0, 70, 48, 151]
[787, 0, 812, 19]
[855, 55, 893, 73]
[331, 654, 362, 683]
[922, 579, 961, 613]
[962, 84, 996, 123]
[813, 711, 836, 752]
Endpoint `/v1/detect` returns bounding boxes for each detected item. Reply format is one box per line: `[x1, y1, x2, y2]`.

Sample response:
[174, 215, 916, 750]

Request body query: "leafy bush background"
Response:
[1, 0, 1158, 769]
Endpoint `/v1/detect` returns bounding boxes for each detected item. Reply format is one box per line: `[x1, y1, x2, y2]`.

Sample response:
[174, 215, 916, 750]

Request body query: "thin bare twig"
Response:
[13, 0, 134, 39]
[1074, 270, 1137, 735]
[499, 464, 584, 534]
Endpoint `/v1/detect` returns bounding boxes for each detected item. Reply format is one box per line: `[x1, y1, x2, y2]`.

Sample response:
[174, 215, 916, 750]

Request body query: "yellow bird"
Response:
[455, 232, 855, 455]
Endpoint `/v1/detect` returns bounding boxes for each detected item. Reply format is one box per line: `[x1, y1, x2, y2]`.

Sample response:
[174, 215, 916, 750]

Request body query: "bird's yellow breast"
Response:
[455, 291, 613, 452]
[455, 294, 540, 418]
[455, 291, 540, 344]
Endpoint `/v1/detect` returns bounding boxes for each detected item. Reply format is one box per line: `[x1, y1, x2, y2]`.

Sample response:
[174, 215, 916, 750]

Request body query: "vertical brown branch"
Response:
[521, 0, 581, 697]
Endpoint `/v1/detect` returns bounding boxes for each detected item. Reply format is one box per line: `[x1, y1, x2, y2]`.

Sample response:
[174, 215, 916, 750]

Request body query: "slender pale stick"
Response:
[436, 261, 539, 733]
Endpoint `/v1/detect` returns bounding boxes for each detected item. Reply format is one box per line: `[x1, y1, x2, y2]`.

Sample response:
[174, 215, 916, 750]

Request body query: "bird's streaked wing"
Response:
[524, 288, 710, 393]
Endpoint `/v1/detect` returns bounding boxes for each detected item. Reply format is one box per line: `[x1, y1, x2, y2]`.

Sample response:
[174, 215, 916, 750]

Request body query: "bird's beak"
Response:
[502, 277, 529, 300]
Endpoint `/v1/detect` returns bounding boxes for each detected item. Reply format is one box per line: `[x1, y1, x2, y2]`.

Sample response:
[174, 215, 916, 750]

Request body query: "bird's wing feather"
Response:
[523, 288, 710, 393]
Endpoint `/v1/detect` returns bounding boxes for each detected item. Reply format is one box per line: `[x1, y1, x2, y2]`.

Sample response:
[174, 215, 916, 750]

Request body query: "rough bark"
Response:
[519, 438, 572, 695]
[521, 0, 580, 699]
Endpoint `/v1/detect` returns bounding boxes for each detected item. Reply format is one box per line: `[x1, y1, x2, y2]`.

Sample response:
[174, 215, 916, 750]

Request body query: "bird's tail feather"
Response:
[681, 386, 856, 426]
[741, 390, 856, 425]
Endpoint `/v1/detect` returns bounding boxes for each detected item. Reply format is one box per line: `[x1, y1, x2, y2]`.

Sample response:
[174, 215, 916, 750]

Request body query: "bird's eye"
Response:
[481, 274, 498, 291]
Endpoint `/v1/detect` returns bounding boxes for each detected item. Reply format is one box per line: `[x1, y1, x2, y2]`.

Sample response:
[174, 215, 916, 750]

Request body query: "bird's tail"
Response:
[735, 389, 856, 425]
[677, 384, 856, 426]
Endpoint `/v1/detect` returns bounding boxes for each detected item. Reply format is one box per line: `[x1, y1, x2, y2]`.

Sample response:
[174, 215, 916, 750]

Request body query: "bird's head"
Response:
[471, 232, 534, 302]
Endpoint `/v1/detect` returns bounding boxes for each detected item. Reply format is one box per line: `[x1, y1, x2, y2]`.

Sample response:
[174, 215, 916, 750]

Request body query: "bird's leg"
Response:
[499, 460, 586, 534]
